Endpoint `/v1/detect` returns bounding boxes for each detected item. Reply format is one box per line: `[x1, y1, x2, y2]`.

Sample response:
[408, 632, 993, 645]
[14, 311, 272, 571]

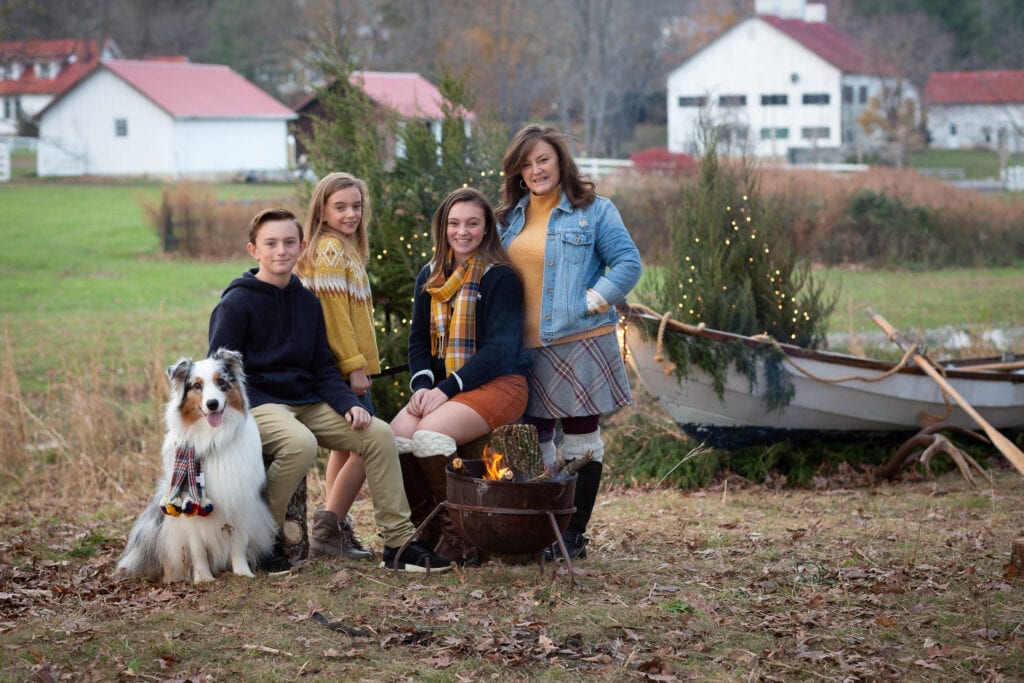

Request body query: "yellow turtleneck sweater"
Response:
[507, 190, 559, 348]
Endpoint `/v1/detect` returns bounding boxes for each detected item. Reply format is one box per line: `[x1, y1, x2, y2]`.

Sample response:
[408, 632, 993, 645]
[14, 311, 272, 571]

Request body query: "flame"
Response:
[482, 445, 513, 481]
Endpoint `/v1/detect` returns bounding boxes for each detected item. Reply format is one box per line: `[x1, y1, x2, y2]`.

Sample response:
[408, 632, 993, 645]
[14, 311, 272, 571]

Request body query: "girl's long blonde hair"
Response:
[298, 172, 372, 275]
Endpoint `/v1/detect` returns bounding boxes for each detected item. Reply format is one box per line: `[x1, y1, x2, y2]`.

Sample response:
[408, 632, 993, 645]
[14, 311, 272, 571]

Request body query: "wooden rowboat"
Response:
[622, 304, 1024, 450]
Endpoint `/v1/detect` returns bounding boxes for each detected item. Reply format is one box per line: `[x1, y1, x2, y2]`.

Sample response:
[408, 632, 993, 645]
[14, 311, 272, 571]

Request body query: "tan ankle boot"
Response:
[310, 509, 373, 561]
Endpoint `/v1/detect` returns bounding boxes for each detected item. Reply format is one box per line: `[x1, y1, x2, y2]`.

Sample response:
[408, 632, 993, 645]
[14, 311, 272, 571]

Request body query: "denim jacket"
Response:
[499, 191, 642, 345]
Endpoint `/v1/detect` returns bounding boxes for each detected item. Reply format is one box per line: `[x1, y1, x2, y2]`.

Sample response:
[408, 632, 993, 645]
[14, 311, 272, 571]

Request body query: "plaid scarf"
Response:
[160, 443, 213, 517]
[426, 253, 487, 376]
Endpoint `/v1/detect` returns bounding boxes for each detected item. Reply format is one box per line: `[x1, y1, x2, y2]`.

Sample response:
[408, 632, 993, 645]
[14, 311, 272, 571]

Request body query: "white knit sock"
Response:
[395, 436, 415, 454]
[562, 428, 604, 463]
[412, 430, 457, 458]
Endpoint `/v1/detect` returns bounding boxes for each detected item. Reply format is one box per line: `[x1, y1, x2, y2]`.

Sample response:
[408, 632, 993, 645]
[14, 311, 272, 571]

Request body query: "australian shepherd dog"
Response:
[117, 349, 277, 583]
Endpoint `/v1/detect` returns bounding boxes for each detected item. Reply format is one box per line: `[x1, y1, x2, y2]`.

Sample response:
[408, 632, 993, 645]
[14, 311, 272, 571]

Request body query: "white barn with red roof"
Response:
[0, 38, 121, 136]
[925, 71, 1024, 153]
[36, 59, 296, 177]
[666, 0, 911, 162]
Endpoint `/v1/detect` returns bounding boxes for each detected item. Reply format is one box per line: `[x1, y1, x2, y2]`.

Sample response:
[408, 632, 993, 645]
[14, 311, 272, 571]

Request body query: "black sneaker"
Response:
[255, 546, 293, 573]
[543, 530, 589, 561]
[380, 539, 452, 573]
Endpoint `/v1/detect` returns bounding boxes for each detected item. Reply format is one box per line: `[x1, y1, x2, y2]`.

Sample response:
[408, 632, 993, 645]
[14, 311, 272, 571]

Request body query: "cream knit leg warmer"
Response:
[412, 430, 458, 459]
[561, 428, 604, 463]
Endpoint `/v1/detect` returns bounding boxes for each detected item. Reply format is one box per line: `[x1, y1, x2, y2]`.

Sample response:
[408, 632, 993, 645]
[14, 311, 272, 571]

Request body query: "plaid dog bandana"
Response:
[426, 252, 487, 376]
[160, 443, 213, 517]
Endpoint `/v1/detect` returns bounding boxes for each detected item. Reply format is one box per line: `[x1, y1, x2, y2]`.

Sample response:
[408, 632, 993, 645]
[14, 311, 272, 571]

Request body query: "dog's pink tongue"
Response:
[207, 411, 223, 428]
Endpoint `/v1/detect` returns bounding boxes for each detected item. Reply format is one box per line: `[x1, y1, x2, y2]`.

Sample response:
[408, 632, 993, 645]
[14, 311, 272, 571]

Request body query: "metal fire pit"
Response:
[445, 459, 576, 556]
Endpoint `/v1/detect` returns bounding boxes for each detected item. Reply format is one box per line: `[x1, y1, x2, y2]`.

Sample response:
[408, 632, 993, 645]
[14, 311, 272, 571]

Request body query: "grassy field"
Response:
[1, 181, 297, 391]
[908, 148, 1024, 180]
[1, 179, 1023, 680]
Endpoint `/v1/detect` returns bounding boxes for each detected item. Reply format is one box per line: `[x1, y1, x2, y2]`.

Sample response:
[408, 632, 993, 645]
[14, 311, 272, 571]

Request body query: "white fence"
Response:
[575, 157, 634, 179]
[1001, 166, 1024, 191]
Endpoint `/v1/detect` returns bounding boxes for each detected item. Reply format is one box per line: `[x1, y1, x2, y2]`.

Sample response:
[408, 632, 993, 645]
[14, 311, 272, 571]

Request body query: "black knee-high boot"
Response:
[568, 460, 603, 536]
[547, 461, 602, 560]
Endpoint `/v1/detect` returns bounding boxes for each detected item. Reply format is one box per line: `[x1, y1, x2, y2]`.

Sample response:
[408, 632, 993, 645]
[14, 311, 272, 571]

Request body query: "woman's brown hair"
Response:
[495, 125, 596, 226]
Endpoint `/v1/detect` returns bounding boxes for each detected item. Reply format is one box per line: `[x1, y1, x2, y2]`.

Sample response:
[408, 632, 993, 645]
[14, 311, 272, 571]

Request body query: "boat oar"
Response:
[867, 308, 1024, 478]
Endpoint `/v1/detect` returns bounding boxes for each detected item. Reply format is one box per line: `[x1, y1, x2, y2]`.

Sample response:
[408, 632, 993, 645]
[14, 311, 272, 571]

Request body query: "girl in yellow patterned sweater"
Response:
[297, 172, 380, 561]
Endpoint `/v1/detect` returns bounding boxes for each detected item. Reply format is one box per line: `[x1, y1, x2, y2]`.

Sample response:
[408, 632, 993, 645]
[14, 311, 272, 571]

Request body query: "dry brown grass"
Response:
[761, 166, 1024, 258]
[2, 330, 1023, 680]
[605, 165, 1024, 267]
[139, 181, 305, 260]
[2, 463, 1022, 681]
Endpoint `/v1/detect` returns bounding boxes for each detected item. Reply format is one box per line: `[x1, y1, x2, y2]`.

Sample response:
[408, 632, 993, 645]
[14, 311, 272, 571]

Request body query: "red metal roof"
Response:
[292, 70, 474, 121]
[925, 70, 1024, 105]
[759, 15, 881, 75]
[349, 71, 449, 119]
[99, 60, 295, 118]
[0, 39, 101, 97]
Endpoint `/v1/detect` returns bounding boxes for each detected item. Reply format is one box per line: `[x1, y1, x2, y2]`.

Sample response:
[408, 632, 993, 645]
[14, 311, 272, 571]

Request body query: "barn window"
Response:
[114, 118, 128, 137]
[760, 94, 787, 106]
[949, 123, 957, 136]
[842, 86, 853, 104]
[802, 93, 830, 105]
[801, 127, 830, 140]
[718, 94, 746, 107]
[858, 86, 868, 103]
[677, 95, 707, 107]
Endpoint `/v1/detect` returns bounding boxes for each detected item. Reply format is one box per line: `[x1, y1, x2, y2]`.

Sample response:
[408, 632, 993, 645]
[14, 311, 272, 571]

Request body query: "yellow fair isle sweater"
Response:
[507, 189, 614, 348]
[300, 235, 380, 376]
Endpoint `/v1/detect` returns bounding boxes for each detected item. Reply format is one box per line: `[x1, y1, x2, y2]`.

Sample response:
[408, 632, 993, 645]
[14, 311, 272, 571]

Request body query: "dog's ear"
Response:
[167, 358, 194, 387]
[210, 348, 245, 379]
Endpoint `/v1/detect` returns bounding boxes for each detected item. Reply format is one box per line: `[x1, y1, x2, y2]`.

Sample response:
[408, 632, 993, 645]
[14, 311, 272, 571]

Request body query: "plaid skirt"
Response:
[523, 331, 632, 419]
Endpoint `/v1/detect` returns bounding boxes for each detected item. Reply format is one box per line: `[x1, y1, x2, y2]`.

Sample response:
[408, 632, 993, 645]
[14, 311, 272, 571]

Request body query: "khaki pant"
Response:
[251, 402, 414, 548]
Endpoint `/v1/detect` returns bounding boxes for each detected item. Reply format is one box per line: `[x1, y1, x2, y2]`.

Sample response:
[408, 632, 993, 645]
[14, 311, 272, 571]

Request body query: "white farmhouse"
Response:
[925, 70, 1024, 154]
[666, 0, 909, 162]
[36, 59, 296, 178]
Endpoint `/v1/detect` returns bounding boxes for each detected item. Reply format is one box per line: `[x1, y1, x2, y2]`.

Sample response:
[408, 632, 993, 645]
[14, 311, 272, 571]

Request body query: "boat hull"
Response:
[623, 317, 1024, 450]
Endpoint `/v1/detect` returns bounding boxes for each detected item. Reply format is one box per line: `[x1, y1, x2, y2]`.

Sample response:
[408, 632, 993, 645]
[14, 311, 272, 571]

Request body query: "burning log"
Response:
[527, 450, 593, 482]
[487, 424, 543, 478]
[450, 457, 465, 474]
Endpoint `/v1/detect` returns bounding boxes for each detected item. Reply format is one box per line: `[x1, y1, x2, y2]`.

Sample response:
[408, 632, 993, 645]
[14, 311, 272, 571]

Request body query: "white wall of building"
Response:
[173, 118, 291, 174]
[38, 69, 175, 176]
[928, 104, 1024, 153]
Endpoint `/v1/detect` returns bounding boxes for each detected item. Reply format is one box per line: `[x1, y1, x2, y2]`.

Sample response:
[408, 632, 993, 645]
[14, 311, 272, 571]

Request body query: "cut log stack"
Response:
[488, 424, 544, 478]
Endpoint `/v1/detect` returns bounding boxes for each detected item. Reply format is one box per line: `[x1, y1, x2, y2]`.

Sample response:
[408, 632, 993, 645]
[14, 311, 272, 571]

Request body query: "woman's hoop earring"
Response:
[519, 178, 527, 191]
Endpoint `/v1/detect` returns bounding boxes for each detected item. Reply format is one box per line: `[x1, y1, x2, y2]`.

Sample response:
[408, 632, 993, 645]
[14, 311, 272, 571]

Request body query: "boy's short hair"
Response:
[248, 208, 304, 244]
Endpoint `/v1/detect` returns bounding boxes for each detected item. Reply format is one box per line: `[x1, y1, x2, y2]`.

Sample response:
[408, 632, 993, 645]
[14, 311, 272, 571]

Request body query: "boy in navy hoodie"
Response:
[208, 208, 449, 573]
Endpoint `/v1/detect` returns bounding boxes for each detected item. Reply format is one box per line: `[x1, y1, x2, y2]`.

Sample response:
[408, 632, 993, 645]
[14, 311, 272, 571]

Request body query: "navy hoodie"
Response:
[208, 269, 359, 416]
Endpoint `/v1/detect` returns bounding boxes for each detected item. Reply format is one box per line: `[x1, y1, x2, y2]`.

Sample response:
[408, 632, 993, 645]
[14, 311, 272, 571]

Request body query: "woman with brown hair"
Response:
[393, 187, 531, 565]
[497, 125, 642, 560]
